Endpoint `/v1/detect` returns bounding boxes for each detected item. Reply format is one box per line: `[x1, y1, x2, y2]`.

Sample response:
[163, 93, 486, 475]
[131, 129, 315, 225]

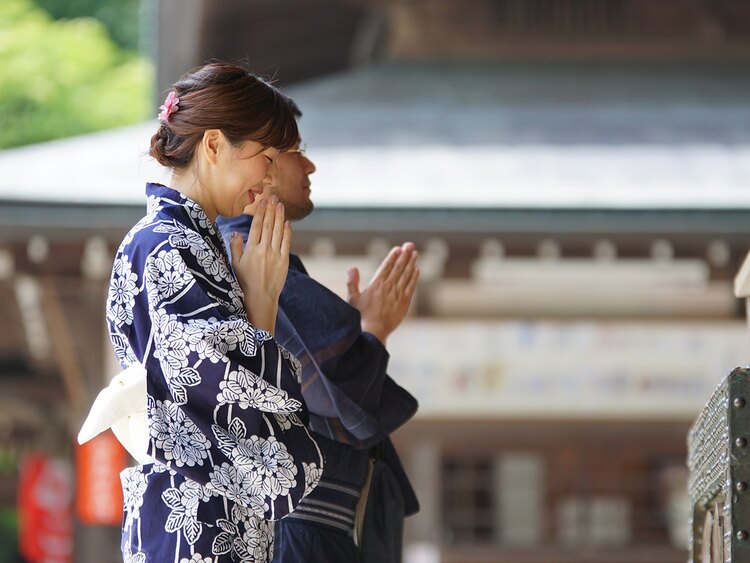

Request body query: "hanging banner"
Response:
[18, 454, 74, 563]
[75, 430, 127, 526]
[388, 320, 750, 419]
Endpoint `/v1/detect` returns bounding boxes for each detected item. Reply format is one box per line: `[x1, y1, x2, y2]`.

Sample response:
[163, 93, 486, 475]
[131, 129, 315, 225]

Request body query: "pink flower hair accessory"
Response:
[158, 91, 180, 122]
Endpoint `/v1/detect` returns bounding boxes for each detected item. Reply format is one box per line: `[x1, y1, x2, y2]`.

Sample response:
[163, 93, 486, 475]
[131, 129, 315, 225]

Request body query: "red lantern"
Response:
[18, 454, 74, 563]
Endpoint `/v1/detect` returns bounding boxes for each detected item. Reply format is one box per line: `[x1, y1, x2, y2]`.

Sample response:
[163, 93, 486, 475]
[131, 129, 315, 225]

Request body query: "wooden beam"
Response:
[734, 250, 750, 298]
[40, 277, 90, 414]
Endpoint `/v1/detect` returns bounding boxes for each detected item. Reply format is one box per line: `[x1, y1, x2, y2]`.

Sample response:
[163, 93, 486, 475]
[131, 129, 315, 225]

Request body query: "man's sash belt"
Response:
[285, 478, 360, 534]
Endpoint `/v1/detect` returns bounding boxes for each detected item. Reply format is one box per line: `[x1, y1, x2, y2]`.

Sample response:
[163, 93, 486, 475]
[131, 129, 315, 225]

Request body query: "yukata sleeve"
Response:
[321, 330, 418, 446]
[140, 244, 323, 520]
[276, 269, 418, 449]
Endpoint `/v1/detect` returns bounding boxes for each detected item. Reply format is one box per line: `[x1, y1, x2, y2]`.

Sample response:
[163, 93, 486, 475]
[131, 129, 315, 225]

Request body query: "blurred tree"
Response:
[0, 445, 19, 562]
[33, 0, 141, 52]
[0, 0, 153, 149]
[0, 507, 19, 563]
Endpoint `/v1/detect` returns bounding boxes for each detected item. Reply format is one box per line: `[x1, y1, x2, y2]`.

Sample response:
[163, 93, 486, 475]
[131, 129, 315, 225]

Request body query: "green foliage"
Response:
[0, 0, 154, 149]
[0, 447, 16, 474]
[33, 0, 142, 51]
[0, 507, 18, 563]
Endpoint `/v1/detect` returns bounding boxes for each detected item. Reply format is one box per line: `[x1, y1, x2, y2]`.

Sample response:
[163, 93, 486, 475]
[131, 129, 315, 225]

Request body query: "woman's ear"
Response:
[200, 129, 223, 166]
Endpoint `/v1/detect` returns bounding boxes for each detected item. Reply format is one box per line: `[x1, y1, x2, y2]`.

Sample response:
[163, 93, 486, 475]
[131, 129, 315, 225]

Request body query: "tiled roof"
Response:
[0, 61, 748, 209]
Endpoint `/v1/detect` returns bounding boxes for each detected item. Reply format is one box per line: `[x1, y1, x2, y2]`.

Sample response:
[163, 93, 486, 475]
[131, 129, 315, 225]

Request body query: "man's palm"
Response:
[346, 243, 419, 345]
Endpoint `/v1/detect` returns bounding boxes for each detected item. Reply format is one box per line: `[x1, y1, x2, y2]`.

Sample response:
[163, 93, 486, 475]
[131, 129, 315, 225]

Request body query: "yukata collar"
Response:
[145, 182, 221, 239]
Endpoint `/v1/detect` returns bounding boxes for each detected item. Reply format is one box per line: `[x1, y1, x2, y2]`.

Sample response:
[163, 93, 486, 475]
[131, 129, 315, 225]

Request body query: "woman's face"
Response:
[212, 139, 279, 219]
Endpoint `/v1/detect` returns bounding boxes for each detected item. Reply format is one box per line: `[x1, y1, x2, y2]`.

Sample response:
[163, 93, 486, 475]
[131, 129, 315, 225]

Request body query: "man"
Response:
[216, 98, 420, 563]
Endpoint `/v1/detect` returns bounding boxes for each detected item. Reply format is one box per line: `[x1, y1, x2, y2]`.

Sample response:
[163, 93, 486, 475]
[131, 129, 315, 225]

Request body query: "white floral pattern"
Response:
[108, 184, 323, 561]
[186, 199, 216, 234]
[123, 551, 146, 563]
[207, 291, 239, 315]
[212, 510, 273, 561]
[152, 309, 190, 379]
[303, 462, 324, 497]
[207, 463, 266, 517]
[163, 216, 231, 284]
[111, 333, 138, 367]
[151, 460, 172, 474]
[121, 467, 148, 527]
[213, 418, 298, 499]
[146, 194, 162, 215]
[162, 479, 213, 545]
[226, 290, 244, 315]
[185, 317, 245, 363]
[122, 197, 160, 245]
[272, 413, 292, 431]
[236, 517, 274, 561]
[149, 400, 211, 467]
[217, 365, 302, 413]
[170, 226, 204, 251]
[256, 329, 273, 344]
[179, 555, 213, 563]
[108, 255, 139, 325]
[146, 249, 192, 303]
[192, 241, 232, 283]
[279, 346, 302, 383]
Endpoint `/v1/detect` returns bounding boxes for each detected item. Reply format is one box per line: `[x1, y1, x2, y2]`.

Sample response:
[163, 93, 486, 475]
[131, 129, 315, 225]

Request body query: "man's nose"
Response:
[305, 157, 316, 174]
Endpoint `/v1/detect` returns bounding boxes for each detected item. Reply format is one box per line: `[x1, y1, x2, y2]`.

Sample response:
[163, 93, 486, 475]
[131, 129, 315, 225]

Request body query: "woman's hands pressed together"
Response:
[230, 195, 291, 335]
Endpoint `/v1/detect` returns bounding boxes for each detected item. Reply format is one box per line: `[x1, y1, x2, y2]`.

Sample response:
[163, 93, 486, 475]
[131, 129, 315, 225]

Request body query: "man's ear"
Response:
[200, 129, 223, 166]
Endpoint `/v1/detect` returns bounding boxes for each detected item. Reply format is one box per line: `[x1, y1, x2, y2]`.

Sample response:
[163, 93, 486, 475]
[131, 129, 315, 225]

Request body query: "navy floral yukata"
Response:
[106, 183, 323, 563]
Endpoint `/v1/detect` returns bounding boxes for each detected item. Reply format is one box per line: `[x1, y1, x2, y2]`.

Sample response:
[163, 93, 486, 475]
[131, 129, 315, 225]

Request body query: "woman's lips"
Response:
[248, 189, 264, 204]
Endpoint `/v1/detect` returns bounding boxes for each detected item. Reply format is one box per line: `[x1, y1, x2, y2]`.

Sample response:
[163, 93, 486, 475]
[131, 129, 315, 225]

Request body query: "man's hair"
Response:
[283, 95, 302, 119]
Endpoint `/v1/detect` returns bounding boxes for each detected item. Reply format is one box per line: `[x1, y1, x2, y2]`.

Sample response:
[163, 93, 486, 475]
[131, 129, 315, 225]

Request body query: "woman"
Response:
[106, 62, 323, 563]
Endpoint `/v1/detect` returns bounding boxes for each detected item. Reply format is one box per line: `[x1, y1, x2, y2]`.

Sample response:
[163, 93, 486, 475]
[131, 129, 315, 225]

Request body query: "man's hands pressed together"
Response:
[346, 242, 420, 346]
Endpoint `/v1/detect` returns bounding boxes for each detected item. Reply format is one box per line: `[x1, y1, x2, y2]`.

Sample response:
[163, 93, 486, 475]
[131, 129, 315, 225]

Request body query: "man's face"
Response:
[263, 140, 316, 221]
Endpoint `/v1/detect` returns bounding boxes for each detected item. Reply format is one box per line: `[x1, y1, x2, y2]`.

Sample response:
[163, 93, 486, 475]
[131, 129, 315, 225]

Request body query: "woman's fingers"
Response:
[271, 201, 286, 251]
[229, 231, 243, 270]
[248, 199, 267, 246]
[260, 195, 277, 247]
[280, 220, 292, 257]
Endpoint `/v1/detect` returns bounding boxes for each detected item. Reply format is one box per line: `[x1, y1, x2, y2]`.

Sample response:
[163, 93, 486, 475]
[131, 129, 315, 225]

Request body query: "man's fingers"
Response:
[396, 251, 419, 291]
[372, 246, 401, 283]
[404, 266, 420, 300]
[387, 244, 415, 283]
[347, 267, 361, 301]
